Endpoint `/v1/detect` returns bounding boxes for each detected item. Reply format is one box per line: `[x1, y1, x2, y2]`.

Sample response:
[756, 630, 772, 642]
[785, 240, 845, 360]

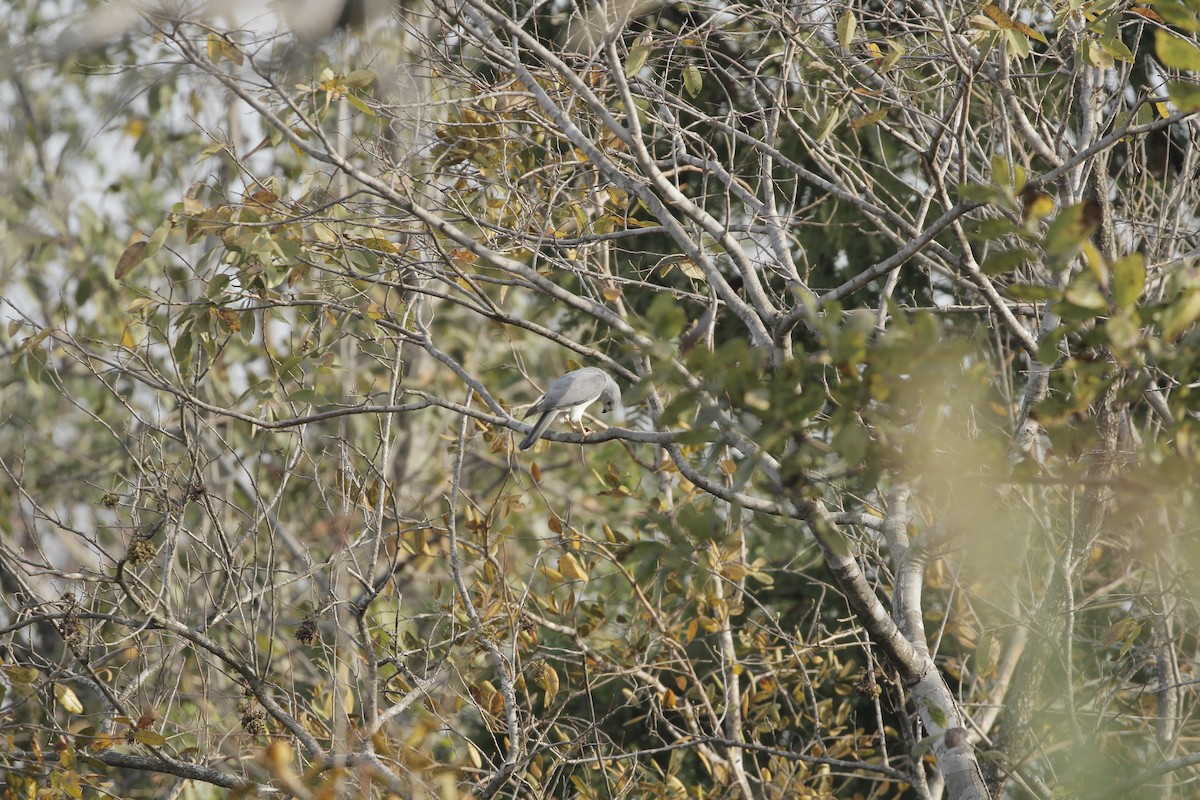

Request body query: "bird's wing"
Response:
[541, 368, 607, 409]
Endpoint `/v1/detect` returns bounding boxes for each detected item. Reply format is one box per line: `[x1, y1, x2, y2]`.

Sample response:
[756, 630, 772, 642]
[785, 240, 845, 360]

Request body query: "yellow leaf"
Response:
[55, 684, 84, 714]
[89, 734, 121, 751]
[360, 237, 398, 253]
[837, 10, 857, 48]
[466, 740, 483, 768]
[261, 740, 295, 778]
[1020, 187, 1054, 221]
[866, 41, 883, 65]
[970, 13, 999, 30]
[676, 258, 704, 280]
[558, 553, 589, 585]
[1013, 19, 1047, 45]
[61, 771, 82, 799]
[721, 562, 749, 580]
[123, 118, 146, 139]
[125, 297, 154, 315]
[536, 665, 559, 703]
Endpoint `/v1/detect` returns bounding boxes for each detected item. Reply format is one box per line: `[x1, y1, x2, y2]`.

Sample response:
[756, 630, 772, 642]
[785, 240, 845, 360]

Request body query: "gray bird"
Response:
[519, 367, 621, 451]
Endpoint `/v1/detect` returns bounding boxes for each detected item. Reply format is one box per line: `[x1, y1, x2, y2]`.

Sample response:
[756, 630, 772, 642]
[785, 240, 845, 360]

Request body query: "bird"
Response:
[518, 367, 621, 451]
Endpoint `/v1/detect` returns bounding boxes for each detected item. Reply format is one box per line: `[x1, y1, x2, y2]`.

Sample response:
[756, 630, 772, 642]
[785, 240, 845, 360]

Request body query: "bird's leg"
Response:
[567, 411, 590, 437]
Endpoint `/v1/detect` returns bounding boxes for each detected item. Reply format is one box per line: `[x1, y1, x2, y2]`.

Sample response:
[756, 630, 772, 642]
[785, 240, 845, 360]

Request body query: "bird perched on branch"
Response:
[519, 368, 621, 451]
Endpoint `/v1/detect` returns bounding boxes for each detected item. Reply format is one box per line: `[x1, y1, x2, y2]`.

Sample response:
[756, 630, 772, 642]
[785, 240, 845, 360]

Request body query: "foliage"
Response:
[3, 1, 1200, 799]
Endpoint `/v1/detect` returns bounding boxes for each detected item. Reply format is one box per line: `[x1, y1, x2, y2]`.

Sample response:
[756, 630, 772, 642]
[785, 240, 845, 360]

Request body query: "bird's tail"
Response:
[518, 410, 558, 450]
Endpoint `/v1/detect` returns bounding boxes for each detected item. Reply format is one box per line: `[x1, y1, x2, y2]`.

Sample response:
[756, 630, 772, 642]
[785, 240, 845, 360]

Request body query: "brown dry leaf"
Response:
[115, 240, 149, 280]
[212, 308, 242, 332]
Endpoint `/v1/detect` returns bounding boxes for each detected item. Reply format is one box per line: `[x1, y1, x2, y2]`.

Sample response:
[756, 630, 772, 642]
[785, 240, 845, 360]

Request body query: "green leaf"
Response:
[911, 734, 937, 759]
[969, 217, 1018, 240]
[1005, 28, 1031, 59]
[1102, 36, 1134, 64]
[173, 327, 194, 373]
[957, 183, 1006, 205]
[682, 65, 703, 98]
[837, 10, 857, 48]
[286, 388, 321, 404]
[1007, 284, 1060, 301]
[3, 665, 39, 685]
[1083, 38, 1114, 68]
[975, 630, 998, 677]
[145, 219, 171, 260]
[1112, 253, 1146, 309]
[132, 729, 168, 746]
[1154, 0, 1200, 32]
[926, 702, 948, 728]
[1118, 619, 1143, 659]
[980, 248, 1034, 275]
[1104, 314, 1142, 351]
[343, 69, 375, 88]
[1043, 200, 1100, 259]
[850, 108, 888, 129]
[345, 93, 376, 117]
[646, 292, 685, 340]
[1167, 81, 1200, 112]
[625, 32, 652, 77]
[880, 41, 906, 72]
[239, 309, 257, 342]
[1160, 290, 1200, 340]
[206, 272, 232, 299]
[1156, 29, 1200, 70]
[815, 107, 841, 142]
[1062, 272, 1107, 313]
[991, 155, 1012, 188]
[832, 420, 869, 466]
